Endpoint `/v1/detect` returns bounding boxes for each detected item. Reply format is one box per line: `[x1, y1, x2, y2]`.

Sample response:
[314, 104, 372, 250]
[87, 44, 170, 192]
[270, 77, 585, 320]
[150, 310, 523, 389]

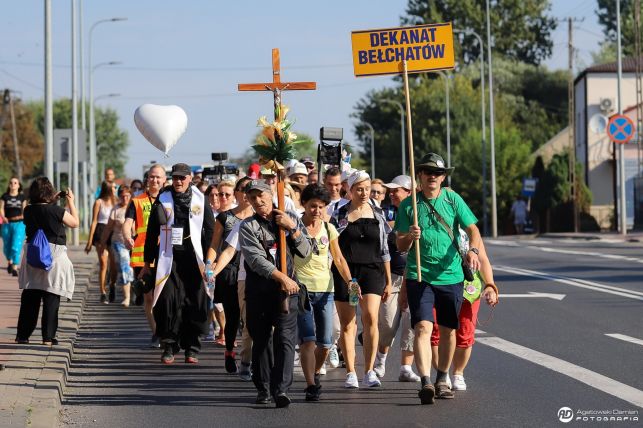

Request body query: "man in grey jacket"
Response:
[239, 180, 311, 408]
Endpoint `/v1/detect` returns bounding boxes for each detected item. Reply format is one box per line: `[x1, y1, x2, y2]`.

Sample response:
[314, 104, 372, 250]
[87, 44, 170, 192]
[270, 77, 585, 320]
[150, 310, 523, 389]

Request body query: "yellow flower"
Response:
[287, 132, 297, 143]
[257, 116, 270, 127]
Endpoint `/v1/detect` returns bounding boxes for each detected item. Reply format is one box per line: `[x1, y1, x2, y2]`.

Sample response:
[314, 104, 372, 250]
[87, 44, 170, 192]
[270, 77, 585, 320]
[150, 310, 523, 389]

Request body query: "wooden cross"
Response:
[238, 48, 316, 122]
[237, 48, 316, 291]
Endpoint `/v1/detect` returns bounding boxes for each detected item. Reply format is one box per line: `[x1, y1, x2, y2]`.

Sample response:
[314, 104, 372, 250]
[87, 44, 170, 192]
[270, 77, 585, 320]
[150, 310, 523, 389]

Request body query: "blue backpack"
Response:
[27, 226, 53, 271]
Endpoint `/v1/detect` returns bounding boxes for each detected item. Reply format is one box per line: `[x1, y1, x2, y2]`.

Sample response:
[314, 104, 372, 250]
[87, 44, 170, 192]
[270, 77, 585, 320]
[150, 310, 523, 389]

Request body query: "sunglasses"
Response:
[421, 169, 446, 177]
[218, 192, 232, 197]
[173, 175, 188, 181]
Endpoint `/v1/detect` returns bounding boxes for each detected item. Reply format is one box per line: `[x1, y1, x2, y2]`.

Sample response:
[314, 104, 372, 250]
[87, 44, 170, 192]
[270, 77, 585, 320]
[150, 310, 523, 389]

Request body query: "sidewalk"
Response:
[538, 231, 643, 243]
[0, 245, 96, 428]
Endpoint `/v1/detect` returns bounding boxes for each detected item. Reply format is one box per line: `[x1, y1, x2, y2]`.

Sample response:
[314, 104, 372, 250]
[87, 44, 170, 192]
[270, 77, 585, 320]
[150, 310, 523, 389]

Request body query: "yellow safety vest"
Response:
[130, 193, 155, 267]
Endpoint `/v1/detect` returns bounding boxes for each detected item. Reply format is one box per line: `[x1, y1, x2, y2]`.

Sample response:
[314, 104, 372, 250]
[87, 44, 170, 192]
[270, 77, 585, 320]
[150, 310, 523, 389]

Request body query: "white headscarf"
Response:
[347, 170, 370, 189]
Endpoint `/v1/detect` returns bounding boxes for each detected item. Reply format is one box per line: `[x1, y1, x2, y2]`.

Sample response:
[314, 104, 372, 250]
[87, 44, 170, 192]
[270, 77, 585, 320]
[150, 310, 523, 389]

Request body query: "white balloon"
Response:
[134, 104, 188, 155]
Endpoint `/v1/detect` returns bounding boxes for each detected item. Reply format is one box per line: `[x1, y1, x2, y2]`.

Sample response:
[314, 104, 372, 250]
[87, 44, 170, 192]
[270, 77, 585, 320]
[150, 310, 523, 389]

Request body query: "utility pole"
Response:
[71, 0, 80, 245]
[567, 17, 583, 232]
[635, 0, 642, 178]
[44, 0, 54, 179]
[7, 92, 23, 182]
[485, 0, 498, 237]
[617, 0, 627, 235]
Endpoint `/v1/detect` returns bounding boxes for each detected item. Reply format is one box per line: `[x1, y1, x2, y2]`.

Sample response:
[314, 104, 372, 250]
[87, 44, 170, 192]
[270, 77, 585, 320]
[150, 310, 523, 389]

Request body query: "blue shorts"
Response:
[297, 291, 334, 348]
[112, 241, 134, 286]
[406, 280, 464, 330]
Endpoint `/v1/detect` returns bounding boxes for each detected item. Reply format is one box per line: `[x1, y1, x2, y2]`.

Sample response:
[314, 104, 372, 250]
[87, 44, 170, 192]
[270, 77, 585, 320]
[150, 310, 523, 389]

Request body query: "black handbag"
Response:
[423, 198, 475, 282]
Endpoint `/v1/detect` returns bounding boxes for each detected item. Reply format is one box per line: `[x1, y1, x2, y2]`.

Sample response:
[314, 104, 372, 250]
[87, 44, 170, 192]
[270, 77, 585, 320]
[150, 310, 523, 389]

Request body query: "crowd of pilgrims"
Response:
[4, 153, 498, 408]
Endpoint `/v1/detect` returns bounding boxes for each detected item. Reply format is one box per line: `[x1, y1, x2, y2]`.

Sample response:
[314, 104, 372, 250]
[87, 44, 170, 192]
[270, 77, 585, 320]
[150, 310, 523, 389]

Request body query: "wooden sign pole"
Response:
[402, 60, 422, 283]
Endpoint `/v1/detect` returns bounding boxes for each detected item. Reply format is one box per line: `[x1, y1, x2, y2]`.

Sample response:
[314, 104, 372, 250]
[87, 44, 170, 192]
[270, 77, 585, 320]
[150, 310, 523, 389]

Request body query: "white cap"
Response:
[287, 162, 308, 177]
[347, 170, 370, 189]
[383, 175, 413, 190]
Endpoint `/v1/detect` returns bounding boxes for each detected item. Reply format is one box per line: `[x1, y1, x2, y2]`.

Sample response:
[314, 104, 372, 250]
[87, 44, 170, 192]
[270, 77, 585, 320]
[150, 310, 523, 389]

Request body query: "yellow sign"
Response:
[351, 23, 455, 77]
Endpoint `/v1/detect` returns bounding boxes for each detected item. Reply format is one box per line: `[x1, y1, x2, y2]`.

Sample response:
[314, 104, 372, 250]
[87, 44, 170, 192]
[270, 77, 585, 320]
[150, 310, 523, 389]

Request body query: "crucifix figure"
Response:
[238, 48, 316, 278]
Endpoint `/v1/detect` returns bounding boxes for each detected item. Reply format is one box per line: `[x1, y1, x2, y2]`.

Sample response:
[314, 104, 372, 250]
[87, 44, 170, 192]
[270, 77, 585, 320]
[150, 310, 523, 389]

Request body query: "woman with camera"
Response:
[15, 177, 78, 345]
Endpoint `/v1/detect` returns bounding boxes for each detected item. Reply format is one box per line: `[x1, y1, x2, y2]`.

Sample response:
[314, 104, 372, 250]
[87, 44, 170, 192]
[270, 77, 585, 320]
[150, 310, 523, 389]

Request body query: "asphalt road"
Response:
[59, 237, 643, 427]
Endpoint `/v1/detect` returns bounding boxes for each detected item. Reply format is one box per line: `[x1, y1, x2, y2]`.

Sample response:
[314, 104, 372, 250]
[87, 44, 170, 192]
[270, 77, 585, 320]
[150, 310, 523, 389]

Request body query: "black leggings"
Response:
[218, 280, 240, 352]
[16, 289, 61, 342]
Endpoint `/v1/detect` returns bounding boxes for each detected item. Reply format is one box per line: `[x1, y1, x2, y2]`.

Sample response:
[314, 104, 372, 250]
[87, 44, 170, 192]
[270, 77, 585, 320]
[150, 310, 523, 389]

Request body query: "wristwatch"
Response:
[468, 247, 479, 256]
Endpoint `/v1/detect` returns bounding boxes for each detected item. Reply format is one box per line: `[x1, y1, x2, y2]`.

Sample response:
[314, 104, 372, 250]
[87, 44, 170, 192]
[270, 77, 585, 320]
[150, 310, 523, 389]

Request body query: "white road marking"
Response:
[500, 292, 566, 300]
[495, 265, 643, 301]
[477, 335, 643, 408]
[605, 333, 643, 347]
[486, 240, 520, 247]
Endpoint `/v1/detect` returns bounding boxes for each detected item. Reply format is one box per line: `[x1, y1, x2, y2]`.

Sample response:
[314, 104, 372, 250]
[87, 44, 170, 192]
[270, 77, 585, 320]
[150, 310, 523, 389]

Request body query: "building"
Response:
[574, 58, 643, 230]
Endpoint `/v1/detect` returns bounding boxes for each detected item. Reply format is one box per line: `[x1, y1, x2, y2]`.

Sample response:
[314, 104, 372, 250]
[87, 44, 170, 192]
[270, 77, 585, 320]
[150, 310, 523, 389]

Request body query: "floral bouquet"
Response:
[252, 106, 308, 173]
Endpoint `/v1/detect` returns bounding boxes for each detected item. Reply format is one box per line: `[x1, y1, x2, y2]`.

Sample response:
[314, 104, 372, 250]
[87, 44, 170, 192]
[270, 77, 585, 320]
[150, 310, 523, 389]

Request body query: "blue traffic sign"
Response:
[607, 115, 635, 144]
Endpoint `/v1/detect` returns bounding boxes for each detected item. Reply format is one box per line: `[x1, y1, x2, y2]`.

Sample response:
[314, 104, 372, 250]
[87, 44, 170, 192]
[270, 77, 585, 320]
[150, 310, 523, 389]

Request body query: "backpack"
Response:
[26, 225, 53, 271]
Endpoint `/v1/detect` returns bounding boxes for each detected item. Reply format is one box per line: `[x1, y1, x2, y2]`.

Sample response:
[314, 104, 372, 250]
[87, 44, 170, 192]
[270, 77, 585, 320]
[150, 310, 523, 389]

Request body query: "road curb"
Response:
[0, 250, 96, 428]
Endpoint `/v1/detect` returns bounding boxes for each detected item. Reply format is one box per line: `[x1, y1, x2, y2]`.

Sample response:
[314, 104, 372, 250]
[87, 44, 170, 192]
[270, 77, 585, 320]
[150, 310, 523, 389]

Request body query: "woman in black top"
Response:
[16, 177, 79, 345]
[330, 170, 392, 389]
[1, 177, 27, 276]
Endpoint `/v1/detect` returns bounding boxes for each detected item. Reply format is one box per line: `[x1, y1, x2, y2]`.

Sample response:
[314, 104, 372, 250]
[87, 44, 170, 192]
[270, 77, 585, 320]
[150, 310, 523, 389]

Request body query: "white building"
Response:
[574, 58, 643, 230]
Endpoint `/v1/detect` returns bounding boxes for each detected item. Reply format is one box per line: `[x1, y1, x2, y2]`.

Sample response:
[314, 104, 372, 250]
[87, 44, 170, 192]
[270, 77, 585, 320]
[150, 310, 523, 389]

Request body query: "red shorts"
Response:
[430, 298, 480, 348]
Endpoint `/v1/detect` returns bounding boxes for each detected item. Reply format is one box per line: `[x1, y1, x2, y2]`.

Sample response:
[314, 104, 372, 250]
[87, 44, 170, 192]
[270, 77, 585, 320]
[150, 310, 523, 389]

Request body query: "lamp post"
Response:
[88, 17, 127, 191]
[380, 99, 405, 174]
[430, 71, 452, 186]
[485, 0, 499, 237]
[455, 28, 488, 235]
[89, 61, 121, 193]
[617, 0, 627, 235]
[359, 121, 376, 177]
[44, 0, 54, 179]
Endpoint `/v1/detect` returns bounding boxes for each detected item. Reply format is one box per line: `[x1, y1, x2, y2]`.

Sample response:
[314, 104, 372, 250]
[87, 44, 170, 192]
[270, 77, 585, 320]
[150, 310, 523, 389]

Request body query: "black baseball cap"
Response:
[171, 163, 192, 177]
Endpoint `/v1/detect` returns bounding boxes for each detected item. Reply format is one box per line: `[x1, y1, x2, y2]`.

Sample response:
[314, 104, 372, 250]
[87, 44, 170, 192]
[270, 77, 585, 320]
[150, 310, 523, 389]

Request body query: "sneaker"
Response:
[108, 284, 116, 303]
[418, 384, 436, 405]
[344, 372, 359, 389]
[399, 369, 421, 382]
[452, 374, 467, 391]
[238, 362, 252, 381]
[161, 346, 174, 365]
[214, 337, 226, 346]
[7, 263, 12, 274]
[149, 335, 160, 348]
[11, 268, 18, 277]
[328, 345, 340, 368]
[100, 293, 108, 304]
[225, 351, 238, 373]
[185, 352, 199, 364]
[434, 381, 455, 399]
[364, 370, 381, 388]
[373, 357, 386, 378]
[318, 363, 327, 375]
[305, 384, 321, 402]
[255, 390, 271, 404]
[274, 393, 291, 408]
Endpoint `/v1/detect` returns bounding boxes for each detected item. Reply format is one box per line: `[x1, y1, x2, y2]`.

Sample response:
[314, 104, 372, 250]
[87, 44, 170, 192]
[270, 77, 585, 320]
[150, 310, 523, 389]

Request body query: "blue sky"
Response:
[0, 0, 604, 178]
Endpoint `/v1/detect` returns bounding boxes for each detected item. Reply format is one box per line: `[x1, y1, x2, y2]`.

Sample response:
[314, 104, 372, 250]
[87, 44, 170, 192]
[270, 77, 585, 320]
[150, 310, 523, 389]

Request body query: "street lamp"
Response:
[358, 121, 376, 177]
[88, 17, 127, 191]
[89, 61, 121, 193]
[380, 99, 405, 175]
[485, 0, 499, 237]
[455, 28, 488, 236]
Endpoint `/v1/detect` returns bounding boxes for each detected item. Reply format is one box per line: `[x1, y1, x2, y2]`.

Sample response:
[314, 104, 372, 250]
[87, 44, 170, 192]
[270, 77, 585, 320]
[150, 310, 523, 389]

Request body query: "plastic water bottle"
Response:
[349, 278, 359, 306]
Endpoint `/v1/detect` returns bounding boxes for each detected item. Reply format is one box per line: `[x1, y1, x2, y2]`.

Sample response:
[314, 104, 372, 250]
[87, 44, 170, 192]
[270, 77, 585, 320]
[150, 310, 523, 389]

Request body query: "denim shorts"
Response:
[112, 241, 134, 286]
[297, 291, 334, 348]
[406, 279, 464, 330]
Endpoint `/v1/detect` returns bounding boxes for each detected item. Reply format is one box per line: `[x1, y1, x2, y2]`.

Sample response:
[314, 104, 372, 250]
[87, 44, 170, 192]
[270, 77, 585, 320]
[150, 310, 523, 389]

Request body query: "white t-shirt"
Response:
[225, 222, 246, 281]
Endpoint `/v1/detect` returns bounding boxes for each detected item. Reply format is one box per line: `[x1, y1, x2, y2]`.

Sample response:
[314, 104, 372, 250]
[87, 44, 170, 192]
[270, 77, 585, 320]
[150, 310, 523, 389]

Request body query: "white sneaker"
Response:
[294, 351, 300, 367]
[318, 363, 327, 375]
[452, 374, 467, 391]
[373, 357, 386, 378]
[328, 345, 340, 368]
[344, 372, 359, 388]
[398, 368, 420, 382]
[364, 370, 381, 387]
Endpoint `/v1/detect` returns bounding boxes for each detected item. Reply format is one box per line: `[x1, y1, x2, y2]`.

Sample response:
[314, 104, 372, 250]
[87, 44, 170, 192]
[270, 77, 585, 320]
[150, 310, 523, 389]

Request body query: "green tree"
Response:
[596, 0, 642, 57]
[26, 99, 129, 178]
[402, 0, 558, 65]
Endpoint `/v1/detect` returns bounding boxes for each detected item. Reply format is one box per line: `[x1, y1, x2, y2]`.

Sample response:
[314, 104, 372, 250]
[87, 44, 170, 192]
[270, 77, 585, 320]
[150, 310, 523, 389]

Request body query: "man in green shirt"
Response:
[395, 153, 482, 404]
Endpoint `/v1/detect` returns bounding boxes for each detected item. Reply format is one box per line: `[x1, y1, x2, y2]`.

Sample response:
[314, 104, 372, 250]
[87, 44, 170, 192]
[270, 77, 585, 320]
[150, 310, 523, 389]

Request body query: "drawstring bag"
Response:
[26, 222, 53, 271]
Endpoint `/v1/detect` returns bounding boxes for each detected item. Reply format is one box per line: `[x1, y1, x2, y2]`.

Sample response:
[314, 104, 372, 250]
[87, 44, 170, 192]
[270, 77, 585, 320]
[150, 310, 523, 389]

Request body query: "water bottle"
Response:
[349, 278, 359, 306]
[205, 261, 215, 290]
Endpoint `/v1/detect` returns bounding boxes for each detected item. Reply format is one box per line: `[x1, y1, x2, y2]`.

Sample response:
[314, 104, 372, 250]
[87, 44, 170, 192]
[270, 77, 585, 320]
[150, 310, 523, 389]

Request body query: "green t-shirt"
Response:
[394, 188, 477, 285]
[294, 222, 338, 293]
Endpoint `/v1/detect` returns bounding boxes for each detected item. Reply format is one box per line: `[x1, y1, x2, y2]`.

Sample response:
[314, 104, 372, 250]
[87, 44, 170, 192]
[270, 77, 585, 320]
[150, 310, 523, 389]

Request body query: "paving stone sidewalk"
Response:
[0, 245, 96, 428]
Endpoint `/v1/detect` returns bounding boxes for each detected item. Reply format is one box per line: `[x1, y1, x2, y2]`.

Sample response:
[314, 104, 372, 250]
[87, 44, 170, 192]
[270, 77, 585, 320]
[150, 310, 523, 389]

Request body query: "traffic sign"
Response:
[607, 115, 635, 144]
[522, 177, 537, 197]
[351, 23, 455, 77]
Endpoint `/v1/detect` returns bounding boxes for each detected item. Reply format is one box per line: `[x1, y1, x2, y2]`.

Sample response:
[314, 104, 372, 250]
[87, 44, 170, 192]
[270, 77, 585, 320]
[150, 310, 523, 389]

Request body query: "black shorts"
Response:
[333, 262, 385, 302]
[92, 223, 111, 246]
[406, 279, 464, 330]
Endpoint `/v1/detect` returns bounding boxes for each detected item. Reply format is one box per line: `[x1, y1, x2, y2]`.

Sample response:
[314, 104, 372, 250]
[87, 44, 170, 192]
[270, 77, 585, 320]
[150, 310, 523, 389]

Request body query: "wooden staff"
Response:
[402, 60, 422, 283]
